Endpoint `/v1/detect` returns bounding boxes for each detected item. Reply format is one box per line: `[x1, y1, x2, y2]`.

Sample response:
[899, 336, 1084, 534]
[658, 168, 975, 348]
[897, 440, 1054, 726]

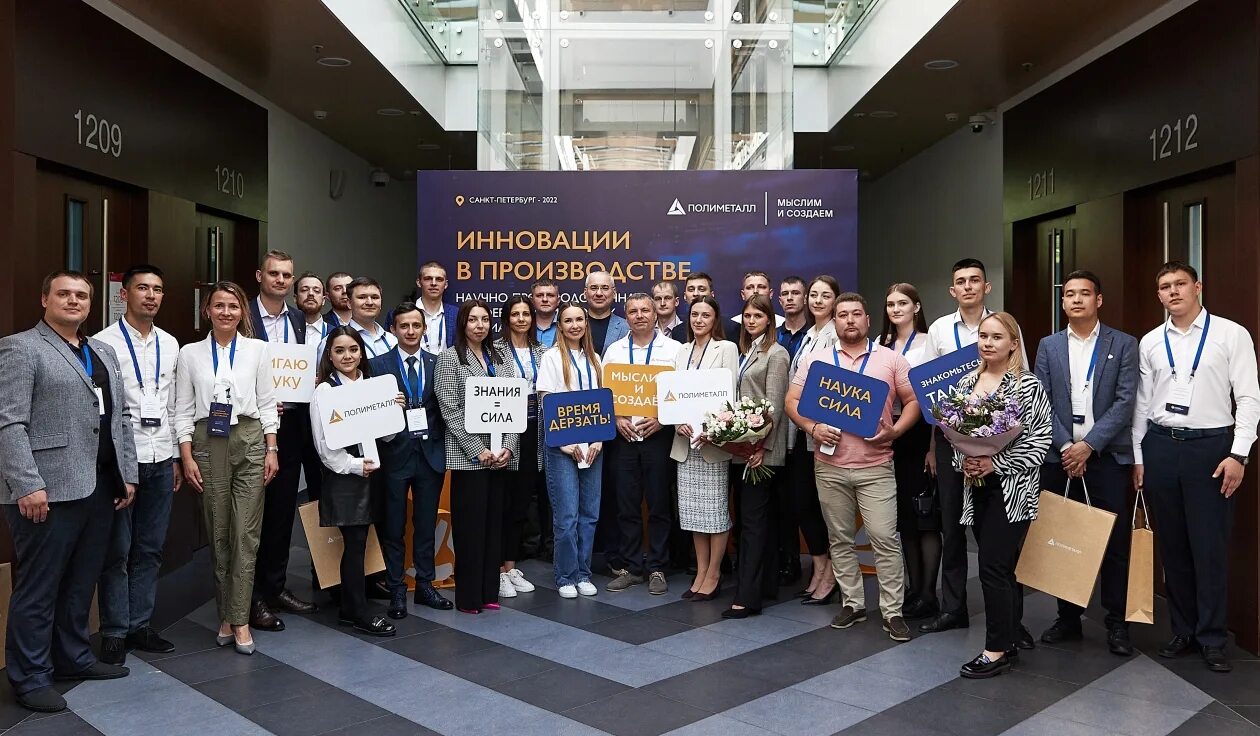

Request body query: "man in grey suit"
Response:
[0, 271, 138, 712]
[1033, 269, 1139, 656]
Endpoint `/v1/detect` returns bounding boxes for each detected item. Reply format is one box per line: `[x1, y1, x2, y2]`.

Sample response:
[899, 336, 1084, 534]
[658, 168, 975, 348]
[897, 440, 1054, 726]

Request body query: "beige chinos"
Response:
[815, 460, 905, 619]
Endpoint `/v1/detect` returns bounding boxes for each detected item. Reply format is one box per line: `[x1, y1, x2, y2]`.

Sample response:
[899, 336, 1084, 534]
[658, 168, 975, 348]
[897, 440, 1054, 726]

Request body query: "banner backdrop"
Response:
[417, 171, 858, 316]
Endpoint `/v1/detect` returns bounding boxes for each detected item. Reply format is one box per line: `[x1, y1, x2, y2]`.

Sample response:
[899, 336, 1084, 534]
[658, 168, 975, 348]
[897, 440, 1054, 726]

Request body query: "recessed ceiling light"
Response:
[830, 144, 855, 152]
[924, 59, 958, 70]
[868, 110, 897, 119]
[377, 108, 405, 116]
[317, 56, 351, 67]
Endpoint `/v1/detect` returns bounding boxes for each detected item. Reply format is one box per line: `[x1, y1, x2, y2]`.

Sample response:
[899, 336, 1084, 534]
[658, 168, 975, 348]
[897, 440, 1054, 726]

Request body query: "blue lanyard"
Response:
[1164, 311, 1211, 381]
[511, 346, 537, 384]
[396, 350, 425, 403]
[263, 308, 288, 343]
[738, 349, 755, 391]
[901, 332, 916, 356]
[77, 342, 93, 377]
[629, 338, 655, 365]
[834, 340, 873, 374]
[953, 310, 991, 350]
[567, 349, 593, 389]
[211, 335, 237, 376]
[328, 311, 341, 328]
[330, 372, 343, 386]
[118, 320, 158, 391]
[1081, 336, 1101, 386]
[483, 347, 497, 377]
[688, 339, 709, 369]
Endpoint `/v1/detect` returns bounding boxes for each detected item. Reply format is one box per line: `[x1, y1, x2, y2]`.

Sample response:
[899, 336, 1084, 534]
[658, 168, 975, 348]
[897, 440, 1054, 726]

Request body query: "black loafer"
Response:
[1040, 618, 1083, 645]
[415, 584, 454, 611]
[387, 589, 407, 620]
[15, 686, 66, 713]
[1203, 646, 1232, 673]
[919, 611, 969, 634]
[54, 661, 129, 681]
[960, 653, 1011, 679]
[1016, 626, 1036, 650]
[1107, 627, 1134, 657]
[354, 616, 397, 637]
[1159, 634, 1195, 659]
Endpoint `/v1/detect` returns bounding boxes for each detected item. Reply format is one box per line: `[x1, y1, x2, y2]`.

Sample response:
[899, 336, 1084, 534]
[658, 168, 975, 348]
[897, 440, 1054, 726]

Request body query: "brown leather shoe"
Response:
[270, 589, 317, 614]
[250, 600, 286, 632]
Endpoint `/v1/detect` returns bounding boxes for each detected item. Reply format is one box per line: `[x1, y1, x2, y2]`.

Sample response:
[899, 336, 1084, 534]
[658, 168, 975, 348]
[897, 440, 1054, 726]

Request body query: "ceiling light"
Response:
[377, 108, 405, 116]
[924, 59, 958, 70]
[868, 110, 897, 119]
[317, 56, 352, 67]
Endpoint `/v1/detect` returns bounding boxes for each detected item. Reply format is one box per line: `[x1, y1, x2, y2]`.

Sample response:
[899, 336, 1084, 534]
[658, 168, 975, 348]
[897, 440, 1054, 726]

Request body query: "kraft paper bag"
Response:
[1126, 492, 1156, 625]
[1016, 481, 1117, 609]
[298, 502, 386, 589]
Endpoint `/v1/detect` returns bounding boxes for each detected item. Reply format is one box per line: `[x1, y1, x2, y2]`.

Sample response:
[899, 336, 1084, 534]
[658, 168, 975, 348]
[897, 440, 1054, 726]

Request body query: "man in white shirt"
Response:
[295, 272, 329, 344]
[1132, 261, 1260, 673]
[322, 272, 353, 329]
[651, 281, 682, 340]
[602, 294, 682, 595]
[414, 261, 458, 354]
[531, 279, 560, 347]
[321, 277, 398, 359]
[92, 265, 179, 665]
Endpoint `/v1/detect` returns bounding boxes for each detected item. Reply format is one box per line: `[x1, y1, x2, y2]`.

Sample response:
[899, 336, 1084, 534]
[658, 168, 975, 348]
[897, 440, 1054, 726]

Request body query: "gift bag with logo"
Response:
[1015, 479, 1117, 608]
[298, 501, 386, 589]
[1125, 491, 1155, 624]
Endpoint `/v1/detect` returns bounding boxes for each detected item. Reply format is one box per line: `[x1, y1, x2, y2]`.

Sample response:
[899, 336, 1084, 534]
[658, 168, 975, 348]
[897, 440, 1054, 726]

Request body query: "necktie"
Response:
[406, 356, 420, 398]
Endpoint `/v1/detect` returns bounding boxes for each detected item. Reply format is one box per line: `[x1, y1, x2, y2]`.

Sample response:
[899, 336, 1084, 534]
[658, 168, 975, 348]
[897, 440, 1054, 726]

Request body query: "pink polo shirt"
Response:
[792, 341, 912, 469]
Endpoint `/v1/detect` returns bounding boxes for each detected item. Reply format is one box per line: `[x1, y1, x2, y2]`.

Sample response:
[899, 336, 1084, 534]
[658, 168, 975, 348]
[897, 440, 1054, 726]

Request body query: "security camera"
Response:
[313, 110, 327, 120]
[968, 114, 991, 133]
[370, 169, 389, 187]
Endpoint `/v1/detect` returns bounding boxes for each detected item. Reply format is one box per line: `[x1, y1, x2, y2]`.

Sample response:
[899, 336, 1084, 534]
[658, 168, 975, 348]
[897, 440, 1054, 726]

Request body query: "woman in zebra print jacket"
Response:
[952, 311, 1052, 680]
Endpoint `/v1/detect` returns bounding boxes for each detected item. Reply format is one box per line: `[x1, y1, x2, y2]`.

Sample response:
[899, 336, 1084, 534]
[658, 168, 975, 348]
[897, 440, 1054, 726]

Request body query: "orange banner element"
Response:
[602, 364, 674, 417]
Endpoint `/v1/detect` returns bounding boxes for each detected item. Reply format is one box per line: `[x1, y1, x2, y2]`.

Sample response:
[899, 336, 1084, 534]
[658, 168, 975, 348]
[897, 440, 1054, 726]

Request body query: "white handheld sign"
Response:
[268, 343, 319, 403]
[315, 374, 405, 464]
[656, 369, 735, 441]
[465, 377, 530, 453]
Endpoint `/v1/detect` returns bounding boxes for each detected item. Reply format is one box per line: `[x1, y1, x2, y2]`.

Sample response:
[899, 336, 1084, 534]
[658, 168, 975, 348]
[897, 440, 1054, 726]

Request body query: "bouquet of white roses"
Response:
[701, 397, 776, 483]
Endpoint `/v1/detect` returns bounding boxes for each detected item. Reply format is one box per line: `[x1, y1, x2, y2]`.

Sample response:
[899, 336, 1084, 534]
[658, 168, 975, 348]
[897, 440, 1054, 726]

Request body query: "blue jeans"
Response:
[99, 461, 175, 638]
[545, 446, 603, 587]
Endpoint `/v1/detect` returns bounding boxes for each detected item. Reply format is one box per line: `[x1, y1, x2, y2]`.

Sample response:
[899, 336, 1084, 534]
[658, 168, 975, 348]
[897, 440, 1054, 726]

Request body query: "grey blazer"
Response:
[670, 339, 740, 463]
[733, 342, 791, 467]
[0, 321, 139, 503]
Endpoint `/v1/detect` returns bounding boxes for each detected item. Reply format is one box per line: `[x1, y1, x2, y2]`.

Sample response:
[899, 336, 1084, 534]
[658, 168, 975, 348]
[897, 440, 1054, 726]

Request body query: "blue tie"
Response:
[406, 357, 420, 401]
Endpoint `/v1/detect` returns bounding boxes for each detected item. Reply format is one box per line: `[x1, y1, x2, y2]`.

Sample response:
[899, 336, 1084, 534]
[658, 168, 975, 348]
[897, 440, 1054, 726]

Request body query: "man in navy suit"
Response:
[1033, 269, 1139, 656]
[248, 250, 318, 631]
[369, 302, 454, 616]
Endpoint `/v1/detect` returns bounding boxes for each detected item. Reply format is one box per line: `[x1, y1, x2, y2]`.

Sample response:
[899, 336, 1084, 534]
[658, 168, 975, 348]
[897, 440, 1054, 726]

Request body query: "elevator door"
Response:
[187, 211, 238, 339]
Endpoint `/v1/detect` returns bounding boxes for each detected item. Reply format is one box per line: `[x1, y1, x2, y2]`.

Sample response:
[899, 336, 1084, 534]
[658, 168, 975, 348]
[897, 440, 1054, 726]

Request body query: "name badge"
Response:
[1071, 390, 1087, 425]
[406, 407, 429, 440]
[94, 386, 105, 417]
[140, 392, 164, 427]
[208, 401, 233, 437]
[1166, 380, 1194, 415]
[527, 394, 538, 420]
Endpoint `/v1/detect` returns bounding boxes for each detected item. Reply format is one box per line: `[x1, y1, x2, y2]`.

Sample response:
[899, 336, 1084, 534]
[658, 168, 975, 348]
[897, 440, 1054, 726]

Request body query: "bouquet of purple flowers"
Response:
[932, 387, 1023, 486]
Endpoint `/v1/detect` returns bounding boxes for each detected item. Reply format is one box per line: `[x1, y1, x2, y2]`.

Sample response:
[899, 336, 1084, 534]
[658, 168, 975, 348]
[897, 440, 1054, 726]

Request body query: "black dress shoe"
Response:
[721, 607, 761, 619]
[1040, 618, 1083, 644]
[271, 589, 317, 614]
[355, 615, 397, 637]
[100, 636, 126, 665]
[960, 653, 1011, 679]
[54, 662, 129, 681]
[918, 611, 969, 634]
[1203, 646, 1232, 672]
[15, 686, 66, 713]
[801, 588, 838, 606]
[250, 600, 286, 632]
[1107, 627, 1134, 657]
[1159, 634, 1195, 658]
[387, 589, 407, 620]
[415, 584, 454, 610]
[902, 599, 939, 622]
[1016, 626, 1036, 650]
[126, 626, 175, 653]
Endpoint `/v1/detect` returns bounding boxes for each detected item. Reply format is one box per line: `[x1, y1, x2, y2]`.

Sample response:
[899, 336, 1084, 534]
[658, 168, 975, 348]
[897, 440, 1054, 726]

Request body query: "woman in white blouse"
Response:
[308, 327, 396, 637]
[535, 304, 604, 599]
[670, 296, 739, 601]
[174, 282, 278, 655]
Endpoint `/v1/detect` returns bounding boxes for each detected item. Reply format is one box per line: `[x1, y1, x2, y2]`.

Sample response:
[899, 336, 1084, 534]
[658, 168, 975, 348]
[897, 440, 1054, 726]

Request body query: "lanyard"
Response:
[834, 340, 873, 375]
[211, 335, 237, 377]
[118, 320, 158, 391]
[360, 327, 388, 358]
[629, 338, 654, 365]
[511, 346, 537, 384]
[263, 306, 288, 343]
[688, 339, 710, 369]
[77, 342, 93, 377]
[953, 310, 991, 350]
[483, 347, 497, 377]
[424, 311, 446, 352]
[1164, 311, 1211, 381]
[328, 311, 342, 328]
[397, 350, 425, 403]
[1078, 337, 1101, 387]
[901, 331, 916, 356]
[309, 321, 326, 340]
[567, 349, 593, 389]
[738, 350, 755, 391]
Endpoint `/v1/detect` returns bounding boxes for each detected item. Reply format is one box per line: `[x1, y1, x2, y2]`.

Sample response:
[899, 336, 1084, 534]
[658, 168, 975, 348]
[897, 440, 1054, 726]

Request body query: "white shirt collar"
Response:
[398, 344, 423, 359]
[1067, 320, 1101, 342]
[1166, 307, 1208, 336]
[350, 319, 383, 338]
[257, 295, 286, 319]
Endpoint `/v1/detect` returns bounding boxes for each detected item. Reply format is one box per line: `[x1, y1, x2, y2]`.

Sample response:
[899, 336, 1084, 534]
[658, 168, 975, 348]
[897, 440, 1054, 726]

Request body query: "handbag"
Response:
[1016, 477, 1117, 608]
[913, 476, 938, 517]
[1125, 490, 1155, 624]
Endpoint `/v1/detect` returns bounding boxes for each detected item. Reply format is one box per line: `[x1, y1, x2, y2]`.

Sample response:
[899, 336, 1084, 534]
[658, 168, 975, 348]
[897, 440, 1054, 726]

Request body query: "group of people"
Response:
[0, 252, 1255, 713]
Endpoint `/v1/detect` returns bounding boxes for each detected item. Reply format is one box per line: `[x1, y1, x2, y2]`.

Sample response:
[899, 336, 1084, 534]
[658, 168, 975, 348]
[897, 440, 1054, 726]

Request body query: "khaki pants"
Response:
[192, 418, 265, 625]
[815, 461, 904, 619]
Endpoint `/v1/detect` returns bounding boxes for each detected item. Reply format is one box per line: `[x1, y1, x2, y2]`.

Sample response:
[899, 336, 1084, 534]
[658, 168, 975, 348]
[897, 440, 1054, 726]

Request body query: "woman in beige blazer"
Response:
[724, 295, 790, 618]
[671, 296, 739, 601]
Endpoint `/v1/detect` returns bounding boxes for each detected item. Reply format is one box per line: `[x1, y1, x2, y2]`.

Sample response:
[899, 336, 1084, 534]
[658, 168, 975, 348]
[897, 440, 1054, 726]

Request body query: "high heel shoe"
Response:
[234, 639, 256, 656]
[801, 587, 838, 606]
[794, 588, 816, 600]
[681, 589, 697, 600]
[689, 579, 722, 602]
[215, 633, 233, 647]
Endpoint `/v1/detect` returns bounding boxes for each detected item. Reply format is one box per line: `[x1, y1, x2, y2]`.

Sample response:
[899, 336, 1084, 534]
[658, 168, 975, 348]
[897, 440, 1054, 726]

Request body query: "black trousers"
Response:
[1041, 455, 1132, 629]
[773, 468, 798, 573]
[451, 470, 505, 611]
[4, 472, 113, 695]
[338, 524, 370, 621]
[616, 431, 675, 575]
[503, 422, 540, 563]
[972, 482, 1029, 652]
[1143, 428, 1234, 648]
[300, 415, 323, 502]
[379, 447, 444, 590]
[594, 440, 626, 570]
[786, 442, 829, 555]
[935, 428, 970, 616]
[254, 408, 304, 602]
[734, 472, 779, 608]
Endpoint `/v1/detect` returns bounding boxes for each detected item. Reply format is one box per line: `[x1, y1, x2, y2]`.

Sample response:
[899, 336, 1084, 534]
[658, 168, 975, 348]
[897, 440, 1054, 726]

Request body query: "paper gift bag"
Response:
[298, 502, 386, 589]
[1016, 481, 1117, 608]
[1126, 492, 1155, 624]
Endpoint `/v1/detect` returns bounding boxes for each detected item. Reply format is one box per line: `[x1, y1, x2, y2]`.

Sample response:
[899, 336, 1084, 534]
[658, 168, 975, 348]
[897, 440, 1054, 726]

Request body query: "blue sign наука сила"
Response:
[796, 361, 890, 439]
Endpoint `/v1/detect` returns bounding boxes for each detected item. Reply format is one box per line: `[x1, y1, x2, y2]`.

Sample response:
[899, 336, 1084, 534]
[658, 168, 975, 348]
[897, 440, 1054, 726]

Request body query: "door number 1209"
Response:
[74, 109, 122, 158]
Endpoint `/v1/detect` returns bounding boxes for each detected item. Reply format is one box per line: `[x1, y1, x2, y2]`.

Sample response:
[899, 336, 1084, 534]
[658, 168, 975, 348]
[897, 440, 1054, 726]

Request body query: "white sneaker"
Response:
[507, 568, 535, 592]
[577, 580, 598, 596]
[558, 584, 578, 599]
[498, 572, 518, 598]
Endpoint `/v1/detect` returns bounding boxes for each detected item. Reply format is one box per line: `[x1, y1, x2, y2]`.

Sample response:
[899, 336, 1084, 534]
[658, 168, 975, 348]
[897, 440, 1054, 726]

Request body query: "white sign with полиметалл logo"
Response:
[465, 377, 530, 453]
[315, 374, 404, 464]
[656, 369, 734, 436]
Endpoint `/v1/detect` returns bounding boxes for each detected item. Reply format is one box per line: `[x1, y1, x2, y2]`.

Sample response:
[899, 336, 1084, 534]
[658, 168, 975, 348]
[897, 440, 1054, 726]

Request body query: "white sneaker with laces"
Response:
[577, 580, 598, 596]
[498, 572, 518, 598]
[558, 584, 578, 599]
[507, 568, 535, 592]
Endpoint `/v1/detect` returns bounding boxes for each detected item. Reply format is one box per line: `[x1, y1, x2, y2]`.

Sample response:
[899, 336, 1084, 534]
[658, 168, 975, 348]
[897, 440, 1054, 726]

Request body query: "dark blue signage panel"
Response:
[907, 345, 982, 425]
[796, 361, 890, 439]
[542, 389, 617, 447]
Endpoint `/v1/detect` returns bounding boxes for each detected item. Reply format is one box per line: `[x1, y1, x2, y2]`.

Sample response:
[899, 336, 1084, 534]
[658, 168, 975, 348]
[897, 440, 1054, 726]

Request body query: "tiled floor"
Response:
[2, 552, 1259, 735]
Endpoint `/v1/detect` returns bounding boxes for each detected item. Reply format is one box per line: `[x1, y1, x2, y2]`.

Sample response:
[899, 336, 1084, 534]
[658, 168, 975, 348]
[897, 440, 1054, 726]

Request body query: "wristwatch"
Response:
[266, 447, 280, 454]
[1230, 453, 1249, 466]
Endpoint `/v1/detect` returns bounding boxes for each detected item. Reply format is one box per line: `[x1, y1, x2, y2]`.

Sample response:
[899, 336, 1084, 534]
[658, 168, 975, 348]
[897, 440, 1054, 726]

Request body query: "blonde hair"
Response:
[975, 311, 1023, 379]
[557, 304, 603, 389]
